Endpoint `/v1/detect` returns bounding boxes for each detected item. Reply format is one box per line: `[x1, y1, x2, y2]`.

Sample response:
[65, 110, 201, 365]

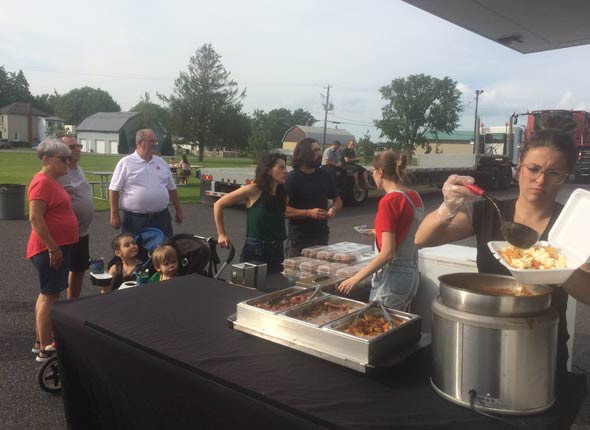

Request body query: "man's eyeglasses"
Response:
[142, 139, 158, 144]
[68, 144, 82, 149]
[520, 163, 568, 184]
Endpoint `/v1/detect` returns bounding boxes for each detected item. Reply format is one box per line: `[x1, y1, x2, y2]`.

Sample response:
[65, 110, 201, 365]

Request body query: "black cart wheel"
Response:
[37, 355, 61, 394]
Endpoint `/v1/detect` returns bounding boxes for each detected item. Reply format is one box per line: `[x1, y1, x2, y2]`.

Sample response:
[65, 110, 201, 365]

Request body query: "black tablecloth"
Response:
[52, 274, 587, 430]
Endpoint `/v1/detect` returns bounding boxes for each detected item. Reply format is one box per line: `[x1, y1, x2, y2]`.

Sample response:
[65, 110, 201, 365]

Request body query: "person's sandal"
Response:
[32, 340, 41, 354]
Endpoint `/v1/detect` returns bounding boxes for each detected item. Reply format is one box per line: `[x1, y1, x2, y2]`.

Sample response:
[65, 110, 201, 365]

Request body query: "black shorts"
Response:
[346, 163, 366, 174]
[70, 235, 90, 272]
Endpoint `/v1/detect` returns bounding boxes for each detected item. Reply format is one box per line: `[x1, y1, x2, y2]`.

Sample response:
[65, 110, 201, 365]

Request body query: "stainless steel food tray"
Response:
[233, 292, 423, 373]
[323, 305, 421, 364]
[236, 286, 329, 321]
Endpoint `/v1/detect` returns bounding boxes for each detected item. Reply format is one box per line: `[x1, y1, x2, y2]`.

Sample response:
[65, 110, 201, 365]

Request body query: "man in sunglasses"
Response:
[109, 129, 183, 238]
[58, 134, 94, 299]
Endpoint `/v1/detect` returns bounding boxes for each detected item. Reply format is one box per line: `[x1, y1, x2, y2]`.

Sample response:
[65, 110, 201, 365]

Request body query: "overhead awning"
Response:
[403, 0, 590, 53]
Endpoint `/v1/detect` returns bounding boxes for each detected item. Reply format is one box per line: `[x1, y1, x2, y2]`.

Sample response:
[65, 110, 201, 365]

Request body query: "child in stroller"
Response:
[149, 244, 179, 282]
[105, 233, 144, 292]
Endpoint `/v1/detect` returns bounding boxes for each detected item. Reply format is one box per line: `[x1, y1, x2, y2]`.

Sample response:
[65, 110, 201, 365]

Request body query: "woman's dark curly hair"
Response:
[255, 153, 287, 210]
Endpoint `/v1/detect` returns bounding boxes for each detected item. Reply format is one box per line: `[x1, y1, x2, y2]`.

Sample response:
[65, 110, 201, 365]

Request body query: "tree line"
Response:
[1, 43, 462, 160]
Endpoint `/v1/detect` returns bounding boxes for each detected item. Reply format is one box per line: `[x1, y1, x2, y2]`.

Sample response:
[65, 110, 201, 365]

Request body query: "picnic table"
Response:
[85, 171, 112, 200]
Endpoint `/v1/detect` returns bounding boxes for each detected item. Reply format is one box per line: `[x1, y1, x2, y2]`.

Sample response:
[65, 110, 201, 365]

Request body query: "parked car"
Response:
[0, 139, 10, 149]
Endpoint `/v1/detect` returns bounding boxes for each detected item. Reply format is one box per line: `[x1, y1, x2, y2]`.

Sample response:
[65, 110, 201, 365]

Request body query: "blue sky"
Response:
[2, 0, 589, 141]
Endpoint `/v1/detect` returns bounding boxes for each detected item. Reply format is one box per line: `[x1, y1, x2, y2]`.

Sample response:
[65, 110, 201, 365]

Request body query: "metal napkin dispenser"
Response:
[230, 262, 267, 290]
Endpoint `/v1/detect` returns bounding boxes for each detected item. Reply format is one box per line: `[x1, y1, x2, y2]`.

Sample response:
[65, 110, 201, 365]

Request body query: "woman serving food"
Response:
[415, 128, 590, 387]
[337, 150, 424, 310]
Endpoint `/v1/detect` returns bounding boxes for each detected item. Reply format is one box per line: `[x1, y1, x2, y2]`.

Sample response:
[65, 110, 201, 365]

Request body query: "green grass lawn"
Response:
[0, 150, 253, 212]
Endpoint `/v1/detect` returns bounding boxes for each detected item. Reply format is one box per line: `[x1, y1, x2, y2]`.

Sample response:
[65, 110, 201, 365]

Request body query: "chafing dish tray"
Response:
[323, 303, 421, 364]
[237, 286, 329, 319]
[233, 291, 423, 373]
[281, 296, 364, 327]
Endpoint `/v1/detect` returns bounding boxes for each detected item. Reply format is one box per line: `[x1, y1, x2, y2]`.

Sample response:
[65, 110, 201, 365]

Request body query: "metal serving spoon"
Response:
[465, 184, 539, 249]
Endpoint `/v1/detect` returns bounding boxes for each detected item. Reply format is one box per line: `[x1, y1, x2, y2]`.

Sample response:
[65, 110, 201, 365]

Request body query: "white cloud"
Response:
[2, 0, 590, 140]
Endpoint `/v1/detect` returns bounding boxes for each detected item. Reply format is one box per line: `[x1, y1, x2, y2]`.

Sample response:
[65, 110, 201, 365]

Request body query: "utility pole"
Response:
[473, 89, 484, 154]
[322, 85, 331, 151]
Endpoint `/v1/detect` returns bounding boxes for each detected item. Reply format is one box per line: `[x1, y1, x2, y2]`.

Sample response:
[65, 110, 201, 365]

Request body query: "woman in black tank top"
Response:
[416, 128, 590, 391]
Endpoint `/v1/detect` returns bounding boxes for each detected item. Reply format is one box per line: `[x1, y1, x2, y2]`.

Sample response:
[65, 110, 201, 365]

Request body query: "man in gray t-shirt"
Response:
[321, 140, 342, 185]
[58, 135, 94, 299]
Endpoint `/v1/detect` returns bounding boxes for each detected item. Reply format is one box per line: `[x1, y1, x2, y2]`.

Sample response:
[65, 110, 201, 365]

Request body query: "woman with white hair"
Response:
[26, 139, 79, 362]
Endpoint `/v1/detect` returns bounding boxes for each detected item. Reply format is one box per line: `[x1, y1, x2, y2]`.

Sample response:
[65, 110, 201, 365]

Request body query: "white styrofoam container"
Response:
[488, 189, 590, 285]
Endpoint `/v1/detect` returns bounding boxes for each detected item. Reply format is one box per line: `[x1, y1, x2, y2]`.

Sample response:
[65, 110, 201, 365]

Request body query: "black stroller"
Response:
[165, 233, 235, 280]
[37, 232, 234, 394]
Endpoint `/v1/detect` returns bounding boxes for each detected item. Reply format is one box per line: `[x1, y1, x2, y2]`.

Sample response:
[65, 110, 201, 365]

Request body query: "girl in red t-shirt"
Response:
[338, 151, 424, 310]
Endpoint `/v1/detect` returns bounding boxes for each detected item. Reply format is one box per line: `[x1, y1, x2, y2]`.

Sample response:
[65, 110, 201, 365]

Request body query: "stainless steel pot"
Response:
[439, 273, 552, 317]
[431, 273, 558, 415]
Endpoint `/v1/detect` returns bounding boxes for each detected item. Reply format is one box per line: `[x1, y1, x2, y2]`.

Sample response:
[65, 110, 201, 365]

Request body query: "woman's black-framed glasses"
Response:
[520, 163, 568, 184]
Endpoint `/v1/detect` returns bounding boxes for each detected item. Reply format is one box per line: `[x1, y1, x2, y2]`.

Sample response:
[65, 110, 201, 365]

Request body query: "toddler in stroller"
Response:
[149, 244, 180, 282]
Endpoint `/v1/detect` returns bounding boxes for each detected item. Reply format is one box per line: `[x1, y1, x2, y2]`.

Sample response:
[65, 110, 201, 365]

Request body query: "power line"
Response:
[329, 114, 375, 125]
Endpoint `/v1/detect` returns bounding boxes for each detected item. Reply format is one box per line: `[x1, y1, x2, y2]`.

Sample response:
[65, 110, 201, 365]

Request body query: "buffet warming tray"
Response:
[231, 288, 423, 373]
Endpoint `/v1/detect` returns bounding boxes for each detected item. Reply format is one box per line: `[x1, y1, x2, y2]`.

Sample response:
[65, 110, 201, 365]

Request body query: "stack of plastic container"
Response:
[283, 242, 374, 285]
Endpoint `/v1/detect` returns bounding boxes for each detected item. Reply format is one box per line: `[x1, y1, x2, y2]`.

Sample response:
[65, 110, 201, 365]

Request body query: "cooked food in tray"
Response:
[295, 301, 357, 325]
[340, 313, 404, 339]
[499, 244, 567, 270]
[255, 291, 317, 312]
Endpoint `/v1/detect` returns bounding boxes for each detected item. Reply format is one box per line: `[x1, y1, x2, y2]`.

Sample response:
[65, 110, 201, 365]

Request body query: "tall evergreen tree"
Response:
[160, 43, 245, 161]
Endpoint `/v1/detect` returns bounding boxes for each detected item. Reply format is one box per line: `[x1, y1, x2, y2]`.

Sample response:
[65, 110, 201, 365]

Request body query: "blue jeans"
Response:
[240, 237, 285, 274]
[370, 262, 420, 310]
[121, 209, 173, 238]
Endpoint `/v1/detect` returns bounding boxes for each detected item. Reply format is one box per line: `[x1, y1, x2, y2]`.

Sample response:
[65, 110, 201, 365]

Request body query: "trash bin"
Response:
[0, 184, 25, 220]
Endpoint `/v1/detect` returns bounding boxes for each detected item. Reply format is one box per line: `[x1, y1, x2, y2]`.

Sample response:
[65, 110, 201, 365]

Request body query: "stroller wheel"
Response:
[37, 355, 61, 394]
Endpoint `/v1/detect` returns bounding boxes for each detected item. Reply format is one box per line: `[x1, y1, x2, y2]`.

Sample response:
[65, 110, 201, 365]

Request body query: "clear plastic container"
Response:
[317, 242, 373, 261]
[316, 261, 348, 275]
[283, 256, 315, 270]
[331, 251, 360, 264]
[335, 261, 370, 278]
[317, 249, 337, 261]
[301, 245, 330, 258]
[330, 242, 373, 254]
[299, 259, 325, 273]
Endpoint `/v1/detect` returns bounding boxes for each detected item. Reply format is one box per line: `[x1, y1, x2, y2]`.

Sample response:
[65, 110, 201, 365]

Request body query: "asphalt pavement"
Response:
[1, 184, 589, 429]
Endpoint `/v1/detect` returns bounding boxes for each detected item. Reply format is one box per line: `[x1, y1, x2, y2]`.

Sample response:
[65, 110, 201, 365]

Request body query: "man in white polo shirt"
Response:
[109, 129, 183, 238]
